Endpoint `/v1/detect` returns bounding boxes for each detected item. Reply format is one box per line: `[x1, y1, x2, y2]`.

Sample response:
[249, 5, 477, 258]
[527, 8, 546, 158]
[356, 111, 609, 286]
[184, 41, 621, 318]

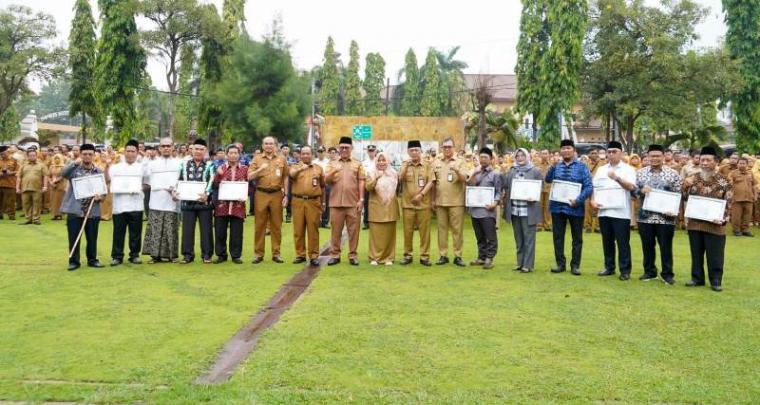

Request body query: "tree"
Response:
[0, 105, 20, 142]
[174, 42, 199, 139]
[68, 0, 98, 139]
[398, 48, 420, 116]
[317, 37, 340, 115]
[95, 0, 147, 136]
[363, 52, 385, 116]
[0, 5, 61, 121]
[434, 46, 468, 115]
[197, 3, 226, 147]
[723, 0, 760, 152]
[141, 0, 204, 138]
[214, 35, 310, 146]
[420, 48, 442, 117]
[344, 40, 363, 115]
[222, 0, 246, 40]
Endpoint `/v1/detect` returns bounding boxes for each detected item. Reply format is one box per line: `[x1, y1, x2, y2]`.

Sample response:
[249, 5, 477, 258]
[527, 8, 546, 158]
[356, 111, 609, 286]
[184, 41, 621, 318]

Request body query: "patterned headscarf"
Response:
[373, 151, 398, 204]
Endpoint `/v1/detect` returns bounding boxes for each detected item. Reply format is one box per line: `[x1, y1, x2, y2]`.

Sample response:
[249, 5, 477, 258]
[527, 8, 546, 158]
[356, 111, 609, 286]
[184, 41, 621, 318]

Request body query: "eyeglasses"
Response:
[339, 146, 351, 150]
[442, 145, 453, 149]
[160, 145, 172, 148]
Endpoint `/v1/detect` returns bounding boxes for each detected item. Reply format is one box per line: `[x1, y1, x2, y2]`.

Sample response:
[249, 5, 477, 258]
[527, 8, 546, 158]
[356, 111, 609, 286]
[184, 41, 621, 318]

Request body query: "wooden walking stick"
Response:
[68, 197, 97, 258]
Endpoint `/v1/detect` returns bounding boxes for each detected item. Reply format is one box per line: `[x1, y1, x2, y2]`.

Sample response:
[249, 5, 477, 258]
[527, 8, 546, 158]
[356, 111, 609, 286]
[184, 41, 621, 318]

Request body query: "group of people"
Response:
[2, 135, 755, 293]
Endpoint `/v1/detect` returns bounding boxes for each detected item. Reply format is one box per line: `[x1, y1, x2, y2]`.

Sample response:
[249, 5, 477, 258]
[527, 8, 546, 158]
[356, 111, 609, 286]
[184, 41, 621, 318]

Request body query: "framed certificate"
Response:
[218, 181, 249, 201]
[151, 170, 179, 190]
[176, 181, 207, 201]
[685, 195, 726, 222]
[510, 179, 542, 201]
[110, 175, 143, 194]
[642, 189, 681, 216]
[549, 180, 582, 203]
[594, 187, 627, 209]
[466, 186, 495, 208]
[72, 174, 107, 200]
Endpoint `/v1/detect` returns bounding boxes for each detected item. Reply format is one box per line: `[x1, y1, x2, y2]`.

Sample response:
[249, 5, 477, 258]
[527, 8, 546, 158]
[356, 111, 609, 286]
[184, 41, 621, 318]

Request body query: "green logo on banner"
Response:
[352, 124, 372, 140]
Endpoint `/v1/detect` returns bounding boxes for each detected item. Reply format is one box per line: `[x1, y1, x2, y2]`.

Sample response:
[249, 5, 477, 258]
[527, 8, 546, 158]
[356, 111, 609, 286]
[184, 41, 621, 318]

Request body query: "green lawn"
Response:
[1, 213, 759, 403]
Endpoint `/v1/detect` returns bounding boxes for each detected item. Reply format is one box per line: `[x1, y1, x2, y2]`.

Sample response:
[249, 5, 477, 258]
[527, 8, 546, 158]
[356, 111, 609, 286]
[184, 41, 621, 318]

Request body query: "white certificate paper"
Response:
[466, 186, 496, 208]
[510, 179, 542, 201]
[72, 174, 107, 200]
[176, 181, 207, 201]
[218, 181, 249, 201]
[151, 170, 179, 190]
[594, 187, 627, 209]
[110, 175, 143, 194]
[642, 189, 682, 216]
[685, 195, 726, 222]
[549, 180, 582, 203]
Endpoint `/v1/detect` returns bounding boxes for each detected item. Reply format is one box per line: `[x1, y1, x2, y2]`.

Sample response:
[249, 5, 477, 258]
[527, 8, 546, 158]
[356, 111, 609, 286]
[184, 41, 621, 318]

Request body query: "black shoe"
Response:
[285, 217, 292, 223]
[453, 257, 465, 267]
[711, 285, 723, 292]
[213, 258, 228, 264]
[309, 258, 320, 266]
[420, 259, 432, 267]
[639, 274, 658, 281]
[110, 259, 123, 267]
[619, 273, 630, 281]
[88, 261, 105, 268]
[662, 277, 675, 285]
[733, 231, 741, 236]
[400, 256, 413, 265]
[570, 267, 581, 276]
[272, 256, 284, 263]
[33, 221, 41, 225]
[128, 257, 142, 265]
[482, 258, 494, 269]
[180, 258, 193, 264]
[551, 266, 566, 273]
[19, 220, 32, 225]
[513, 266, 522, 271]
[685, 280, 705, 287]
[251, 257, 263, 264]
[232, 258, 243, 264]
[436, 256, 449, 265]
[202, 258, 212, 264]
[67, 263, 80, 271]
[327, 258, 340, 266]
[292, 257, 306, 264]
[362, 224, 369, 230]
[470, 258, 485, 266]
[742, 232, 754, 237]
[597, 269, 615, 276]
[349, 258, 359, 266]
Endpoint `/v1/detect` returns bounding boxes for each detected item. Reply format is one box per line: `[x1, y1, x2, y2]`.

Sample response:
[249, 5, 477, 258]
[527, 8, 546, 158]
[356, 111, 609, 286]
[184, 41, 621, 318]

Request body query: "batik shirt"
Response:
[634, 165, 682, 225]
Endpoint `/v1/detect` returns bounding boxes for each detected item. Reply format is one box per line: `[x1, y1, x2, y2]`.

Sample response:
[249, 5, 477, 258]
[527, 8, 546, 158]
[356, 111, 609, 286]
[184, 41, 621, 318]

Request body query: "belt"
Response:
[256, 187, 281, 194]
[293, 194, 320, 200]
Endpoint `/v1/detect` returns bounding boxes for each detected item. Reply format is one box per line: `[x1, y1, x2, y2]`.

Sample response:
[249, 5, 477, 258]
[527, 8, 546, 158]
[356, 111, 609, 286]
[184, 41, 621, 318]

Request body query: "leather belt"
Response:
[293, 194, 320, 200]
[256, 187, 281, 194]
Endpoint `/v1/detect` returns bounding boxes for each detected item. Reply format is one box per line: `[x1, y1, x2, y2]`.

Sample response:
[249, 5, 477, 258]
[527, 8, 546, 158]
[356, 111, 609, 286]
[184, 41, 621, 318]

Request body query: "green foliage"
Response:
[420, 48, 442, 117]
[174, 42, 199, 140]
[222, 0, 246, 41]
[94, 0, 147, 136]
[344, 40, 363, 116]
[317, 37, 340, 115]
[723, 0, 760, 152]
[363, 53, 385, 116]
[68, 0, 98, 131]
[434, 46, 468, 116]
[399, 48, 420, 116]
[197, 3, 226, 145]
[15, 79, 71, 119]
[0, 105, 19, 141]
[0, 5, 62, 120]
[214, 35, 310, 146]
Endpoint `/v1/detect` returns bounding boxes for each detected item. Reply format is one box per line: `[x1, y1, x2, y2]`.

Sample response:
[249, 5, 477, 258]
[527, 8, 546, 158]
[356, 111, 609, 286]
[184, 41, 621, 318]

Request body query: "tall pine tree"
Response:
[399, 48, 420, 116]
[344, 40, 363, 115]
[317, 37, 340, 115]
[363, 52, 385, 116]
[420, 48, 442, 117]
[68, 0, 97, 141]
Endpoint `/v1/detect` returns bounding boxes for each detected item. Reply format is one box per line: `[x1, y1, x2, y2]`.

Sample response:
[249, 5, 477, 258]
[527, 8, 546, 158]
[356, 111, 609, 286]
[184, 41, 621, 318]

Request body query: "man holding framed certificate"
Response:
[467, 147, 502, 269]
[213, 145, 249, 264]
[177, 139, 215, 264]
[143, 137, 181, 264]
[682, 146, 733, 292]
[545, 139, 593, 275]
[590, 141, 637, 281]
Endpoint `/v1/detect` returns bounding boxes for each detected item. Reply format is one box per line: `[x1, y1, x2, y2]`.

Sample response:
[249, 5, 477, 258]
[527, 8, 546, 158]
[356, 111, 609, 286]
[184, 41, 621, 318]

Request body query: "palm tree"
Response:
[434, 46, 468, 115]
[663, 124, 728, 154]
[487, 107, 521, 153]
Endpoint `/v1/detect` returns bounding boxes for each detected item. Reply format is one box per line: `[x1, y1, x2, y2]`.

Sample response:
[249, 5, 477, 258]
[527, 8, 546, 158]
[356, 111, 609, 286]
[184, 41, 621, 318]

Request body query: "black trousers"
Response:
[688, 230, 725, 286]
[472, 217, 498, 259]
[67, 215, 100, 265]
[181, 209, 214, 261]
[599, 216, 632, 274]
[551, 212, 584, 269]
[638, 222, 675, 279]
[363, 189, 369, 226]
[321, 185, 331, 226]
[285, 181, 293, 219]
[143, 187, 151, 220]
[215, 215, 244, 260]
[112, 211, 143, 260]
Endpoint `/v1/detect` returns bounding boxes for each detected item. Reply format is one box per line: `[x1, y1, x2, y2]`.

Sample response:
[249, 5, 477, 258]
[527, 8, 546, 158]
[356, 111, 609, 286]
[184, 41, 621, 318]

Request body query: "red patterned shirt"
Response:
[213, 163, 249, 219]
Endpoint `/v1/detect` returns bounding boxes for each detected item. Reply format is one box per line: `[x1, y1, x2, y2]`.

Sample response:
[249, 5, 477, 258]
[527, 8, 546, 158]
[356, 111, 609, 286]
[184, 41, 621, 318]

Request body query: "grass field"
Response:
[1, 212, 759, 404]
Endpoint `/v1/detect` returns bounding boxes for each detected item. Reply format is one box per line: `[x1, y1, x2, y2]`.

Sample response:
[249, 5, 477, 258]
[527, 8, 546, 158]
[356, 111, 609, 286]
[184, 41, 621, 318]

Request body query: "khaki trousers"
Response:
[22, 190, 42, 222]
[254, 190, 283, 258]
[42, 187, 50, 213]
[732, 201, 753, 233]
[330, 206, 360, 259]
[436, 206, 464, 257]
[293, 197, 321, 259]
[369, 221, 396, 262]
[403, 208, 431, 259]
[0, 187, 15, 217]
[584, 199, 599, 231]
[540, 191, 551, 230]
[50, 180, 66, 217]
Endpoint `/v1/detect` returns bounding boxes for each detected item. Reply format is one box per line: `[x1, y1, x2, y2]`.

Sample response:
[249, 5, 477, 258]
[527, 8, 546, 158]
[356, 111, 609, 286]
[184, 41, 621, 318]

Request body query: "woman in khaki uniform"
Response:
[365, 152, 399, 265]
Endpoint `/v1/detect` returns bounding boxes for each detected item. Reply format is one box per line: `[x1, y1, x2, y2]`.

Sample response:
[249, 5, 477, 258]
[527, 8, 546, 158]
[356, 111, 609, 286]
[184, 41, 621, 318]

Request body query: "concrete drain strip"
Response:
[196, 232, 347, 385]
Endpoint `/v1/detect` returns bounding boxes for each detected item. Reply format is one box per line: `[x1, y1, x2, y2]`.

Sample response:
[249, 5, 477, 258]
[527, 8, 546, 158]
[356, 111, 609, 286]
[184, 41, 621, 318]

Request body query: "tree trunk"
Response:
[626, 115, 635, 153]
[81, 112, 87, 144]
[477, 107, 487, 149]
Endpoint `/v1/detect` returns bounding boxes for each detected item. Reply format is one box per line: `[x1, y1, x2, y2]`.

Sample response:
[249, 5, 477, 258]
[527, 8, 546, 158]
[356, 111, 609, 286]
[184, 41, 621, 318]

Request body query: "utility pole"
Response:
[384, 77, 390, 116]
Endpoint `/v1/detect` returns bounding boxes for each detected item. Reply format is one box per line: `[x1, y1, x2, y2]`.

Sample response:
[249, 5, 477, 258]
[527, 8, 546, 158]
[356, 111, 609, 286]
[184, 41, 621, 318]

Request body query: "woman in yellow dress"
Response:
[628, 153, 643, 229]
[365, 151, 400, 265]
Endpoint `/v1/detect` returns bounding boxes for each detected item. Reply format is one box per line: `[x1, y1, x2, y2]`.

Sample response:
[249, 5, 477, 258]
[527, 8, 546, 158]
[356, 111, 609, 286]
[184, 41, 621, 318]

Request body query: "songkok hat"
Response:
[479, 147, 493, 157]
[81, 144, 96, 152]
[700, 146, 718, 157]
[407, 140, 422, 149]
[192, 139, 207, 147]
[339, 136, 352, 145]
[647, 144, 664, 153]
[560, 139, 575, 148]
[607, 141, 623, 150]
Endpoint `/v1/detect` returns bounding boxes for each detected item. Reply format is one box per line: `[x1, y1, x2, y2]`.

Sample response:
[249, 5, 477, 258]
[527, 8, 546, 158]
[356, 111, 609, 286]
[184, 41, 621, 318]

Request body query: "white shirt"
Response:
[146, 157, 180, 212]
[362, 157, 376, 177]
[314, 157, 330, 170]
[110, 160, 147, 214]
[593, 161, 637, 220]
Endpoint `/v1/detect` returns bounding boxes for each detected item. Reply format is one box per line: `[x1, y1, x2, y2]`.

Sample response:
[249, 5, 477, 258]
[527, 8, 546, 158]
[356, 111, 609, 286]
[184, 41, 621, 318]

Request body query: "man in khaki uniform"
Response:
[399, 140, 434, 266]
[49, 146, 68, 220]
[248, 136, 289, 263]
[326, 136, 365, 266]
[289, 145, 325, 266]
[16, 148, 49, 225]
[0, 146, 20, 219]
[584, 147, 605, 233]
[729, 157, 756, 236]
[432, 137, 467, 267]
[537, 149, 553, 231]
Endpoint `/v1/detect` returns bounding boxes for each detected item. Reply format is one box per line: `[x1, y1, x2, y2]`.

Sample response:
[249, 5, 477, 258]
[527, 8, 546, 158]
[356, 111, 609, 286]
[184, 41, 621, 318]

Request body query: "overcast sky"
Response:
[4, 0, 728, 92]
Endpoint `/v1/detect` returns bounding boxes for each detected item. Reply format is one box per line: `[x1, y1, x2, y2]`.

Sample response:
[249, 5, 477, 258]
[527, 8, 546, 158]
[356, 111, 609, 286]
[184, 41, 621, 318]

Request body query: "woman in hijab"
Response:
[502, 148, 544, 272]
[629, 154, 643, 230]
[365, 151, 400, 265]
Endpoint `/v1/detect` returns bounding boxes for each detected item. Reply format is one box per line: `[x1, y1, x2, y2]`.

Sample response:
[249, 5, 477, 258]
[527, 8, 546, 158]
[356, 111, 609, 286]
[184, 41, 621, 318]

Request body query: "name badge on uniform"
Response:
[447, 172, 454, 182]
[312, 177, 318, 187]
[275, 168, 281, 177]
[418, 176, 425, 188]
